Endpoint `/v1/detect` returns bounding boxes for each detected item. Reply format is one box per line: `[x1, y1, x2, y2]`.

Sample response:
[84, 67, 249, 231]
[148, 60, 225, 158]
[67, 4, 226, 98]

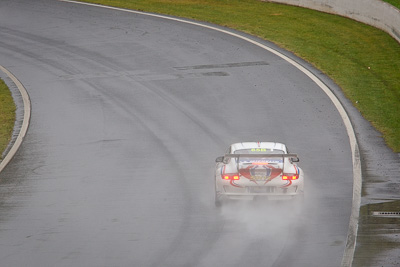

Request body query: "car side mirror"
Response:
[291, 157, 300, 162]
[215, 156, 224, 163]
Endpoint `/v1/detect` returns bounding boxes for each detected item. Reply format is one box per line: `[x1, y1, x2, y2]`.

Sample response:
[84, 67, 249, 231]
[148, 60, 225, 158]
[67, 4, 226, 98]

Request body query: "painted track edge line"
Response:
[58, 1, 362, 265]
[0, 65, 31, 173]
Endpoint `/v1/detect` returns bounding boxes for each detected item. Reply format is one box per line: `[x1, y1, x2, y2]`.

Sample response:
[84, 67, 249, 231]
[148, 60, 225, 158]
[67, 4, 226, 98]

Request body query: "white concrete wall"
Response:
[268, 0, 400, 43]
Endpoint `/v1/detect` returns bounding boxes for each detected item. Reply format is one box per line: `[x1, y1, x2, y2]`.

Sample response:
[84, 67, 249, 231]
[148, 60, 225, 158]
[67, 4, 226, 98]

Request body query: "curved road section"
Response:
[0, 0, 353, 266]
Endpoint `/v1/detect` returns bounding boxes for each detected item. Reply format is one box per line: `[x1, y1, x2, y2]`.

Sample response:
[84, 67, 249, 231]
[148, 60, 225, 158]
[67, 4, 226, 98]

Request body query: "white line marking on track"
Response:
[0, 65, 31, 173]
[57, 1, 362, 265]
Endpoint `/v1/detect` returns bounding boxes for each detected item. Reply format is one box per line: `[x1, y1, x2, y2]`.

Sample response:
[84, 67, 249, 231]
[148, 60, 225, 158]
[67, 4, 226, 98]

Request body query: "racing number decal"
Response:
[251, 148, 269, 152]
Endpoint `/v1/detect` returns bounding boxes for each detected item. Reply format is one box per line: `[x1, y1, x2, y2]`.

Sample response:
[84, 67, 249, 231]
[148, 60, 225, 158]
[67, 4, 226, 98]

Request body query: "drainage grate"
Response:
[372, 211, 400, 217]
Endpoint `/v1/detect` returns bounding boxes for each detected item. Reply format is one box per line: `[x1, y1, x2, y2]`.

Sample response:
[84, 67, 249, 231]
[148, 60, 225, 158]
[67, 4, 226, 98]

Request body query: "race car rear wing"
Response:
[222, 154, 299, 173]
[220, 154, 299, 175]
[215, 154, 299, 166]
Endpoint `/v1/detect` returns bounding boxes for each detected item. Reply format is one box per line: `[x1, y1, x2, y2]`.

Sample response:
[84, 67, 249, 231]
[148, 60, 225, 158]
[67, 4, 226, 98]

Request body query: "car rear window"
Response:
[234, 148, 284, 154]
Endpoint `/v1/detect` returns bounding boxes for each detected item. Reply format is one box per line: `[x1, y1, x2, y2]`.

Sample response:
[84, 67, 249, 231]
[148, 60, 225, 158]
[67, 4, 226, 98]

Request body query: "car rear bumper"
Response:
[222, 193, 297, 201]
[223, 185, 298, 193]
[217, 185, 302, 200]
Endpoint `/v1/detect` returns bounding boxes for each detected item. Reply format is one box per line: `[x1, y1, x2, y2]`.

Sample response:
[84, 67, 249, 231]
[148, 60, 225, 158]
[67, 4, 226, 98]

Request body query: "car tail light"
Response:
[222, 174, 240, 180]
[282, 174, 299, 180]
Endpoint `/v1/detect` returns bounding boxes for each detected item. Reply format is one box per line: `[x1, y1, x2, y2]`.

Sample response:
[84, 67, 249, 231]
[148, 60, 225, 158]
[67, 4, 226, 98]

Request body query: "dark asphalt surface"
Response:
[0, 0, 359, 266]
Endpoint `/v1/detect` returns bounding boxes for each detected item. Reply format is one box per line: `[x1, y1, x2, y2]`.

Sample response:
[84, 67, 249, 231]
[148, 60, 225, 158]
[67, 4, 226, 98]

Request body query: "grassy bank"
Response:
[78, 0, 400, 152]
[383, 0, 400, 9]
[0, 79, 15, 159]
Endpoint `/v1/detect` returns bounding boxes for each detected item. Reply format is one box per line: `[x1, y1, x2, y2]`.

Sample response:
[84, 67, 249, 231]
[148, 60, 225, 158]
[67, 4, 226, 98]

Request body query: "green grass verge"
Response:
[383, 0, 400, 10]
[78, 0, 400, 152]
[0, 79, 16, 160]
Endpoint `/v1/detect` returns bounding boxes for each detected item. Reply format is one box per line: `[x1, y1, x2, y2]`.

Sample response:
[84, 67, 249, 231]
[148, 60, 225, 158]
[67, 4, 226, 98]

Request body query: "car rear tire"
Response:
[215, 189, 223, 207]
[294, 193, 304, 214]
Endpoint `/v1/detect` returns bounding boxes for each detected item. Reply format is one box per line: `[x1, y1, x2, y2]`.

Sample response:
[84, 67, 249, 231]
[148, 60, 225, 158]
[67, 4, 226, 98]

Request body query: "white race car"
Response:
[215, 142, 304, 206]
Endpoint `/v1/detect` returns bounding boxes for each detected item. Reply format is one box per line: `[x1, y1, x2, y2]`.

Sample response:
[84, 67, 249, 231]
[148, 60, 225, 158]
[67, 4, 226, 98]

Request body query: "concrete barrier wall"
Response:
[268, 0, 400, 43]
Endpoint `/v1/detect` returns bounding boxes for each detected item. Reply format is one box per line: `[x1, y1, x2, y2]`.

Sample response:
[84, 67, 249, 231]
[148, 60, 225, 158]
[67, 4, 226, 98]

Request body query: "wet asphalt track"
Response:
[0, 0, 354, 266]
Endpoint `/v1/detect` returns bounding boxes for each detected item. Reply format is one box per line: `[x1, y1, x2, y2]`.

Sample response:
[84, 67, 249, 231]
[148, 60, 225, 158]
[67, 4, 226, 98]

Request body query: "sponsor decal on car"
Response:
[239, 165, 282, 184]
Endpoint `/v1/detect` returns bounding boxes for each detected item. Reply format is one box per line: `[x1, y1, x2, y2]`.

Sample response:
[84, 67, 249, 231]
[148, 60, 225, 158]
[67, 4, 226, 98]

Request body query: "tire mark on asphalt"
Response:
[0, 25, 228, 147]
[174, 61, 269, 70]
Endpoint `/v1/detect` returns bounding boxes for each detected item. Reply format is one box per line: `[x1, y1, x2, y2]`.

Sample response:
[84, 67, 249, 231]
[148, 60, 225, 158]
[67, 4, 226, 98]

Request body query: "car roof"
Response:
[230, 142, 287, 153]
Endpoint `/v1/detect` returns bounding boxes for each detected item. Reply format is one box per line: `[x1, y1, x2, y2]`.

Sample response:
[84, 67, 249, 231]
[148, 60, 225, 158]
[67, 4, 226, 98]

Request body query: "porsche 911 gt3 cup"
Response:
[215, 142, 304, 206]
